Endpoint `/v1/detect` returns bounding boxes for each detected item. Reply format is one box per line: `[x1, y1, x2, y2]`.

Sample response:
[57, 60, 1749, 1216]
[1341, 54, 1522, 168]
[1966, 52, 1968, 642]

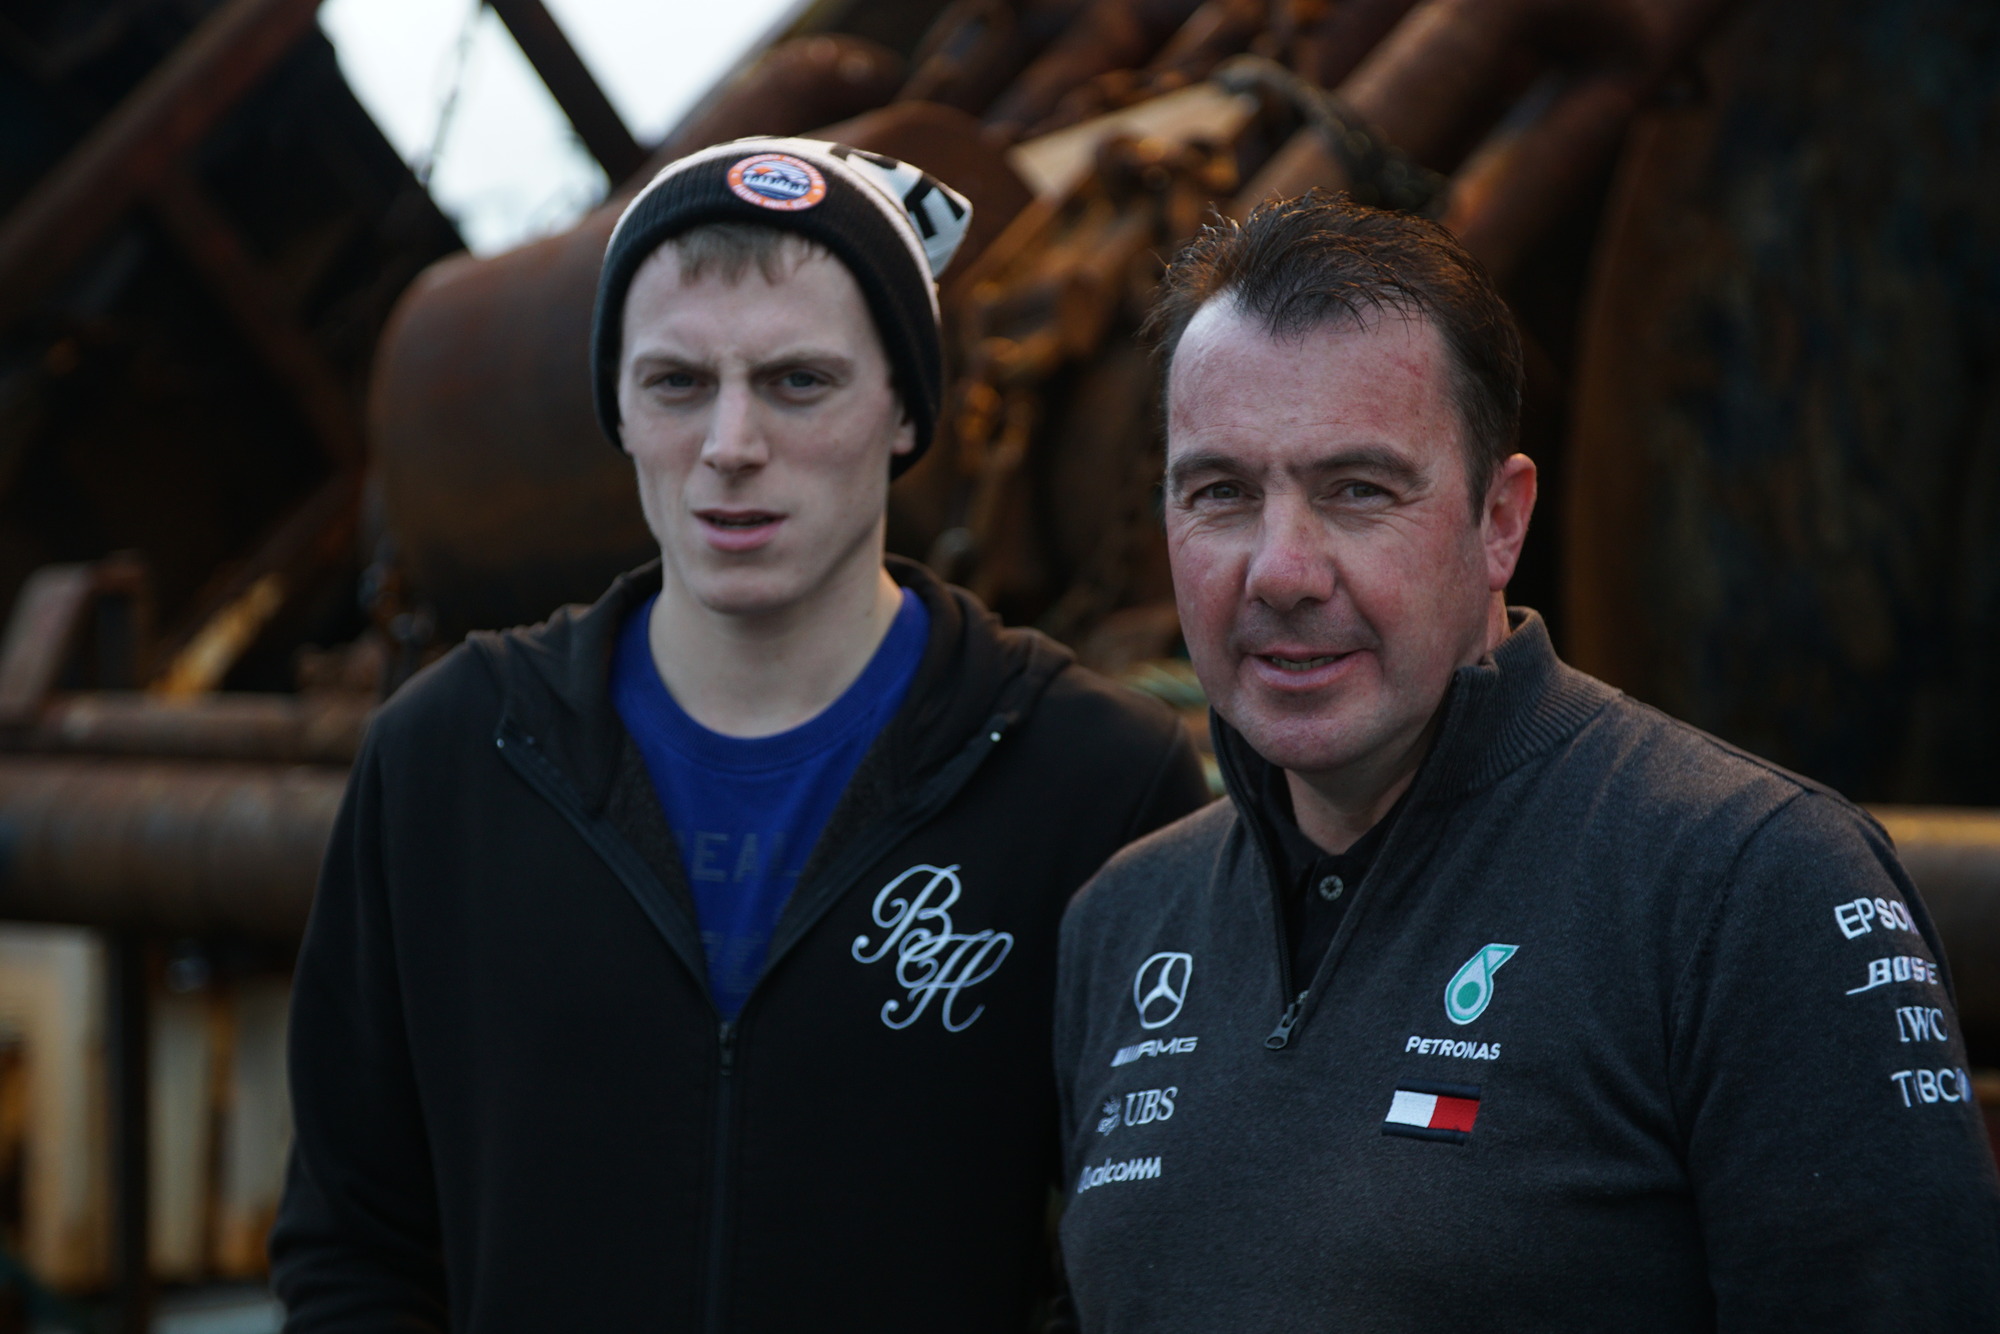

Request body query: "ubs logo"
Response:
[1133, 952, 1193, 1030]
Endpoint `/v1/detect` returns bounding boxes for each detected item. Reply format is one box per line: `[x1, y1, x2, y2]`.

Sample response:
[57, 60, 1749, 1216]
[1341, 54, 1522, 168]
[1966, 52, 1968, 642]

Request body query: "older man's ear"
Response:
[1482, 452, 1538, 592]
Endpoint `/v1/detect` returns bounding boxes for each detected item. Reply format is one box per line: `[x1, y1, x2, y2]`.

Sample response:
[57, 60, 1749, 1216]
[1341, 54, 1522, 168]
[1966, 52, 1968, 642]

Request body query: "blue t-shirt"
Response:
[609, 589, 930, 1019]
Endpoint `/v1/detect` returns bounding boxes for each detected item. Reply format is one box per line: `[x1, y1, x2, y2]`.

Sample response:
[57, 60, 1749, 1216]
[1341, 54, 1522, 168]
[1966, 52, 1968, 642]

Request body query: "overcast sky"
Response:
[319, 0, 803, 254]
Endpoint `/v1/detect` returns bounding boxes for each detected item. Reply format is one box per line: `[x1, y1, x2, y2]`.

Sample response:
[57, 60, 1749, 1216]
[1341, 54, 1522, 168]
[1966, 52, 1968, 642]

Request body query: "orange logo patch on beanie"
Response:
[726, 153, 827, 211]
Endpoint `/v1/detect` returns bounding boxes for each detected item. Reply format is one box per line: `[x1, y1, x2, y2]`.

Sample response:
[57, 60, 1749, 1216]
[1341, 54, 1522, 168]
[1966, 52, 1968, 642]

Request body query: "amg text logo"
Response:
[1111, 1036, 1197, 1067]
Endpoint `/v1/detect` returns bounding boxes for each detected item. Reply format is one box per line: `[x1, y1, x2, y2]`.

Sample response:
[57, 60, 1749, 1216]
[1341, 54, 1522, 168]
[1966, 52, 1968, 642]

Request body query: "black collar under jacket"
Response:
[1208, 610, 1617, 1011]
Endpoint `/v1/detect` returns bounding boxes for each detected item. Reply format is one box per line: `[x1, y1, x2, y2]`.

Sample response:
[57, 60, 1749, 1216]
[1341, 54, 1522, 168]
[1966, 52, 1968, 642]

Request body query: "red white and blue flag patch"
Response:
[1382, 1081, 1481, 1143]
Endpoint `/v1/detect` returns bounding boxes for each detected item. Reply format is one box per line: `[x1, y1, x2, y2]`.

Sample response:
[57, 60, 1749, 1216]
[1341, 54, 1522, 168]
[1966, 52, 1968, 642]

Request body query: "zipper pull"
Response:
[1265, 991, 1308, 1050]
[717, 1020, 737, 1073]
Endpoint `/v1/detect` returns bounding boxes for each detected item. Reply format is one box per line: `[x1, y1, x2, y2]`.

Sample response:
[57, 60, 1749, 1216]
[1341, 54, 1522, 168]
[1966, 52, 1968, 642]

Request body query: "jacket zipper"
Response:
[1265, 989, 1308, 1050]
[501, 710, 1017, 1331]
[705, 1020, 736, 1334]
[1263, 840, 1303, 1050]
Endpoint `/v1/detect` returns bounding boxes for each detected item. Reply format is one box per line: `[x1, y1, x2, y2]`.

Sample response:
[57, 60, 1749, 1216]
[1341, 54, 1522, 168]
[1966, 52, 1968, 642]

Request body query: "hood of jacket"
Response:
[465, 553, 1076, 817]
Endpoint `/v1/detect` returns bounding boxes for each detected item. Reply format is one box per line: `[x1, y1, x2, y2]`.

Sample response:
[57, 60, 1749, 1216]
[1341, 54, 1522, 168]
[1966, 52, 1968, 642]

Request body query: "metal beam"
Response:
[152, 471, 361, 695]
[148, 168, 366, 471]
[487, 0, 646, 185]
[0, 0, 325, 332]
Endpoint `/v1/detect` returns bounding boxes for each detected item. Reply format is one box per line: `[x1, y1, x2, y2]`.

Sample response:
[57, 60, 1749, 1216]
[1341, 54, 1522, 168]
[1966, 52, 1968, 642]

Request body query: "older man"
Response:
[1053, 194, 2000, 1330]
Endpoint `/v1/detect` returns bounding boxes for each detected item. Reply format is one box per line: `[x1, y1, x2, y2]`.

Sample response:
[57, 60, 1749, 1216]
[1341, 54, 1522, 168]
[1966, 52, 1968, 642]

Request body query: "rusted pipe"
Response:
[983, 0, 1208, 141]
[1025, 0, 1268, 136]
[1236, 0, 1652, 209]
[1438, 72, 1642, 281]
[0, 758, 344, 939]
[901, 0, 1093, 117]
[0, 0, 325, 331]
[22, 693, 371, 765]
[1284, 0, 1423, 91]
[1439, 0, 1740, 280]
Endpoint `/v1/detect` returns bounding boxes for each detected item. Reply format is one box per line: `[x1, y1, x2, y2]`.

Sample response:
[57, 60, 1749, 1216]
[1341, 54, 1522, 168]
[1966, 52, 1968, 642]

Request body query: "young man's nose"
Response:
[701, 380, 769, 473]
[1243, 496, 1336, 613]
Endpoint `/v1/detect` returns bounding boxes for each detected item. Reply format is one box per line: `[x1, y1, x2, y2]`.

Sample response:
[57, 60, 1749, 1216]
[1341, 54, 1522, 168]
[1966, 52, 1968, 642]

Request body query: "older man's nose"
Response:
[1243, 498, 1335, 612]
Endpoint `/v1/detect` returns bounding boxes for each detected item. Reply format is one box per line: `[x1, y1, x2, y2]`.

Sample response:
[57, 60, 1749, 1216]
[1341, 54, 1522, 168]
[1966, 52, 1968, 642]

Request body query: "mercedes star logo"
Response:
[1132, 951, 1193, 1030]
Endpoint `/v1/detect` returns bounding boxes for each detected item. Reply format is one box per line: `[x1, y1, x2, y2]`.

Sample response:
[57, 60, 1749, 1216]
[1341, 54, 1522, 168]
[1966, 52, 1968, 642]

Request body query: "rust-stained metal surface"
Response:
[0, 756, 343, 939]
[1565, 0, 2000, 804]
[1, 0, 1998, 1012]
[373, 0, 1736, 639]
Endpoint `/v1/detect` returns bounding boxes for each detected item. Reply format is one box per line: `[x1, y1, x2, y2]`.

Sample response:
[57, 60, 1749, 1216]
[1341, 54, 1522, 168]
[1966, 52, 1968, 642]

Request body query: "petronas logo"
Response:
[1445, 944, 1518, 1025]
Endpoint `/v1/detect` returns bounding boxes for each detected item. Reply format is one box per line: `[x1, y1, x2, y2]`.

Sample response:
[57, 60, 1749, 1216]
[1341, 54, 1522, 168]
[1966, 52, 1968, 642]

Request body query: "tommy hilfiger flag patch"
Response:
[1382, 1081, 1481, 1143]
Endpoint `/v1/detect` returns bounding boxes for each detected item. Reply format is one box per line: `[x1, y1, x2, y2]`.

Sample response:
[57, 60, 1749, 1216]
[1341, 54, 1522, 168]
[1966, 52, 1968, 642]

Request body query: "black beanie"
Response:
[592, 137, 975, 477]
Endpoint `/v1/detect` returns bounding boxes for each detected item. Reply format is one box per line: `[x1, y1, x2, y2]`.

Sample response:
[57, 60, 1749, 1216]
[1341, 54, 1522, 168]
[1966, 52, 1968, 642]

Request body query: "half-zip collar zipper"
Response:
[1215, 705, 1456, 1053]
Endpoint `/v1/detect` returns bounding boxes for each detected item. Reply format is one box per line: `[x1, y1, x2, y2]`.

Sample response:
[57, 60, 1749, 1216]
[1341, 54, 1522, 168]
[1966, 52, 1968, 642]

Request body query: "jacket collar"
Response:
[1214, 607, 1617, 831]
[470, 554, 1072, 815]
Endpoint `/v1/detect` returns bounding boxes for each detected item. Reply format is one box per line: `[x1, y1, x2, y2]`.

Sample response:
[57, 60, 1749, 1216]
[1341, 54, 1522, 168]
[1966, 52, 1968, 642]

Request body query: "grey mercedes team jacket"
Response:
[1055, 610, 2000, 1331]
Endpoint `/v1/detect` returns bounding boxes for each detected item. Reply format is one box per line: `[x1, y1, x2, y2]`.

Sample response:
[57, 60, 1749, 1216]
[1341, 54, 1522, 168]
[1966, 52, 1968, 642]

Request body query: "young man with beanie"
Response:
[1053, 194, 2000, 1329]
[271, 138, 1208, 1332]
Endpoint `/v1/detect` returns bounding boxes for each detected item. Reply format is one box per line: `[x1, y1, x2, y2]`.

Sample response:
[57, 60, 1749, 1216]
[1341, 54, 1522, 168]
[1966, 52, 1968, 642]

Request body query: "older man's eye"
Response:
[1196, 481, 1244, 502]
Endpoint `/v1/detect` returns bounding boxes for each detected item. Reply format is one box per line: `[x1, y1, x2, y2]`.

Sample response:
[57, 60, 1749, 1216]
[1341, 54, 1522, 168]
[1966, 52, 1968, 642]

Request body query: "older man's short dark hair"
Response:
[1144, 192, 1524, 511]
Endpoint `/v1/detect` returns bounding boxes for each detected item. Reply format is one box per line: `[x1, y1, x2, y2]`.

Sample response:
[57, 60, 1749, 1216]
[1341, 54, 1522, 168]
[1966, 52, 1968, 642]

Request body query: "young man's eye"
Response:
[779, 370, 825, 391]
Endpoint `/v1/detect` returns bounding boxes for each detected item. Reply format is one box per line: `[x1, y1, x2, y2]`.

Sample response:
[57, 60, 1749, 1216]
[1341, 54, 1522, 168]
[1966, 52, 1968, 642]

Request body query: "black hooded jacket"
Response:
[270, 557, 1209, 1333]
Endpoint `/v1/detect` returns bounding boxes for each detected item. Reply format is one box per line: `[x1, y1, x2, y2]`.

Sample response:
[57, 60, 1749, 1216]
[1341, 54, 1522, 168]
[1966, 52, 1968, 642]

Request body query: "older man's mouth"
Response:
[1261, 653, 1347, 672]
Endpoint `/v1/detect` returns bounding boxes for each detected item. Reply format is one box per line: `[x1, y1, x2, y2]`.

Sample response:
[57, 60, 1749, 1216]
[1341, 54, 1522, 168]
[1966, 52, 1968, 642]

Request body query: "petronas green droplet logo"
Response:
[1445, 943, 1518, 1025]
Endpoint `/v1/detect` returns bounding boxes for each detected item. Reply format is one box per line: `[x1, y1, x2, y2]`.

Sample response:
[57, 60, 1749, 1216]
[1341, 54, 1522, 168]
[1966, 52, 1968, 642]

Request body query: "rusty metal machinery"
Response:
[376, 0, 1740, 639]
[1565, 0, 2000, 806]
[0, 755, 342, 940]
[0, 0, 1992, 949]
[0, 5, 1995, 1311]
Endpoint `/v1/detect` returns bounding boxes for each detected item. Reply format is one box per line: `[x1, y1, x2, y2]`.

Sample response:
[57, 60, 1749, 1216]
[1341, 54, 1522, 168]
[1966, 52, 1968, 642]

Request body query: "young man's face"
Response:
[616, 241, 913, 620]
[1163, 300, 1530, 787]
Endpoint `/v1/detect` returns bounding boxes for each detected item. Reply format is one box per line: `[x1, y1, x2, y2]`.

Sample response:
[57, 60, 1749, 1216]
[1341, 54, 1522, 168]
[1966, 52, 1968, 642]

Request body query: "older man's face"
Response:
[1164, 301, 1521, 786]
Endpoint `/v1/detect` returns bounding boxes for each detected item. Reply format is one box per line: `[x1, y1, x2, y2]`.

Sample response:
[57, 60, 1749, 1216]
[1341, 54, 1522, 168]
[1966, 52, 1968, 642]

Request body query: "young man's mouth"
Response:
[695, 509, 785, 551]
